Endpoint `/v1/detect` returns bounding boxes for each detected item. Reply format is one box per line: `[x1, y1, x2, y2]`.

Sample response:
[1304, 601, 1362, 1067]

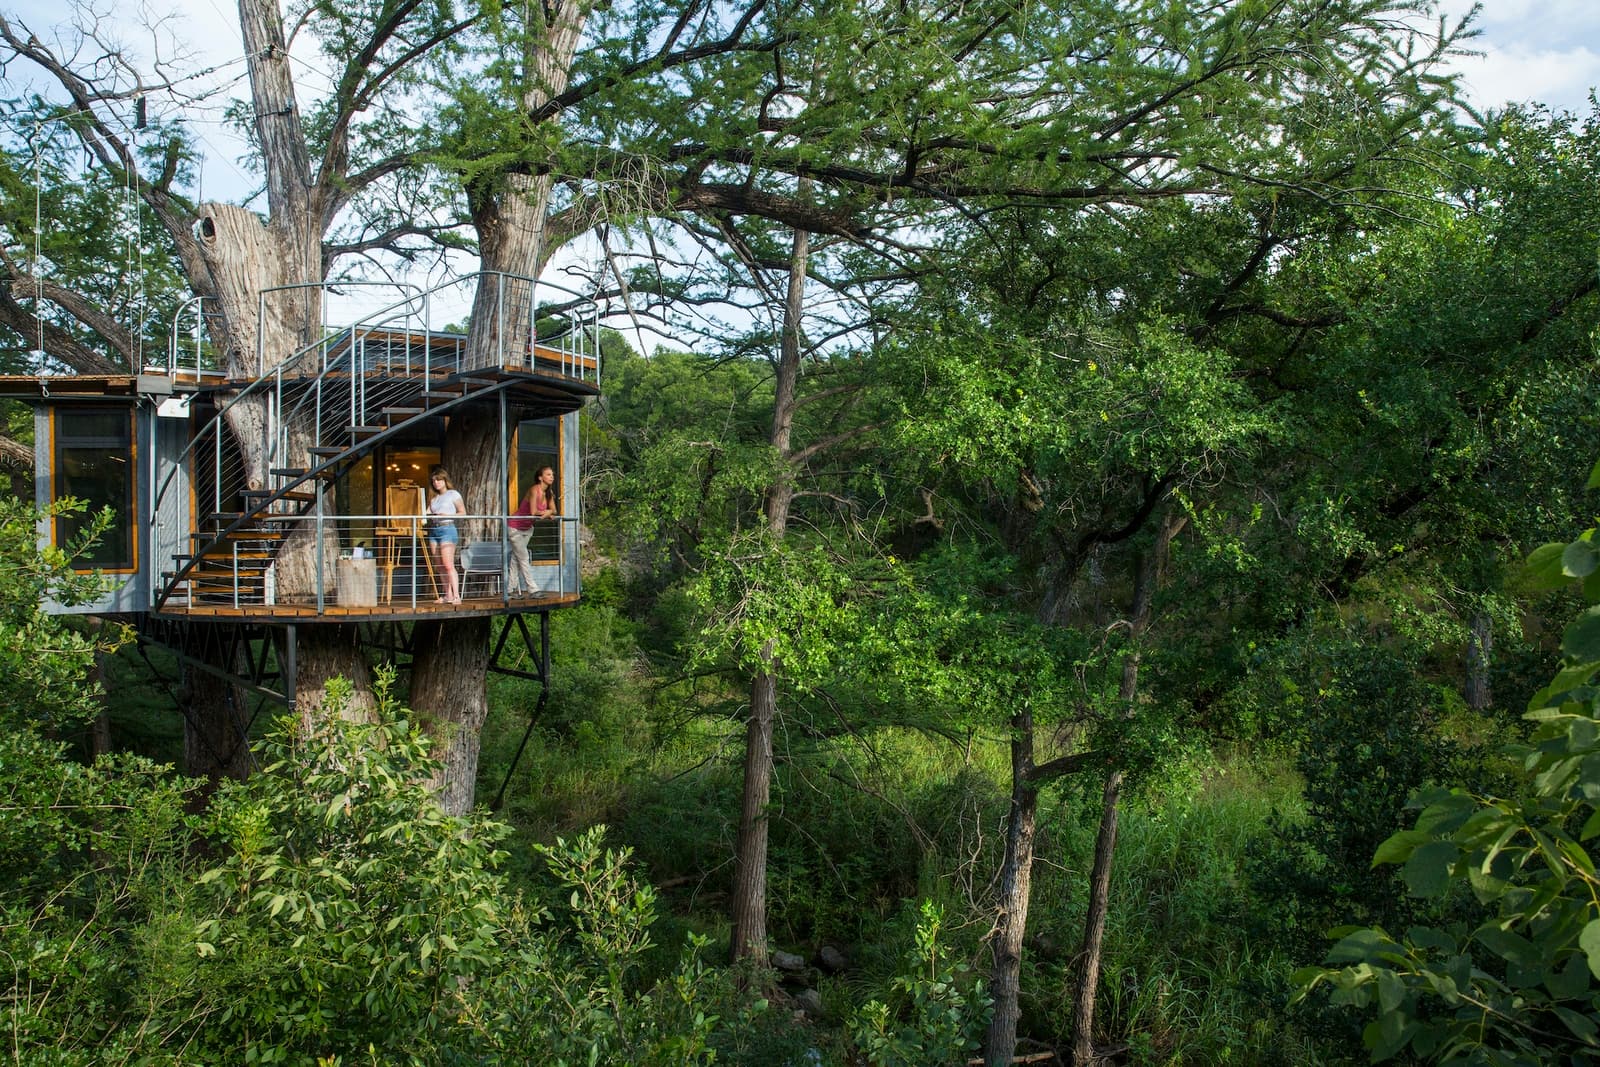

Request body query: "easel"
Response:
[375, 482, 439, 602]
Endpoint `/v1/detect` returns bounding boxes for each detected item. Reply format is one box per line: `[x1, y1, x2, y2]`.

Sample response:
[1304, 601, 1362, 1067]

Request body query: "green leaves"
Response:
[1564, 608, 1600, 664]
[1296, 492, 1600, 1064]
[1400, 841, 1459, 898]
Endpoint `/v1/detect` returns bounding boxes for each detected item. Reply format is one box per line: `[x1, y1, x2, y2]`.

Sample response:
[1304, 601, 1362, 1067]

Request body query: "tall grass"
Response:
[1022, 748, 1340, 1064]
[473, 605, 1345, 1063]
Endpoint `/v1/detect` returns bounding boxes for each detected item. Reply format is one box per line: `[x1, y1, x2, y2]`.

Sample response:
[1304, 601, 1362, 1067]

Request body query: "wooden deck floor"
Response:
[153, 590, 580, 623]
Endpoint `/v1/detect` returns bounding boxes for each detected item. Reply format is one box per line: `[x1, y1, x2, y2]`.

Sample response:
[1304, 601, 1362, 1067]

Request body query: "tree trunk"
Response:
[183, 669, 254, 781]
[411, 617, 493, 815]
[731, 667, 777, 964]
[401, 0, 590, 815]
[984, 706, 1039, 1066]
[408, 407, 499, 814]
[729, 222, 809, 966]
[1465, 610, 1493, 711]
[1070, 770, 1122, 1065]
[294, 625, 376, 724]
[1070, 511, 1183, 1064]
[195, 0, 348, 717]
[88, 620, 112, 759]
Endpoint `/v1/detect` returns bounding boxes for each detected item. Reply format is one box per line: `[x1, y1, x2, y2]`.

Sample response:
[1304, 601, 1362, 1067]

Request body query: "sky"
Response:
[1437, 0, 1599, 116]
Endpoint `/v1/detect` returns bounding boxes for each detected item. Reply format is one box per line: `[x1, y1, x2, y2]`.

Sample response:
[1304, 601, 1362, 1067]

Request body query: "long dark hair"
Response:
[526, 465, 554, 505]
[429, 464, 453, 490]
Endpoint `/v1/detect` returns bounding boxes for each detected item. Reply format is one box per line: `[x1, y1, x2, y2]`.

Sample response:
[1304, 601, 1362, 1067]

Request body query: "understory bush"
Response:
[3, 672, 728, 1065]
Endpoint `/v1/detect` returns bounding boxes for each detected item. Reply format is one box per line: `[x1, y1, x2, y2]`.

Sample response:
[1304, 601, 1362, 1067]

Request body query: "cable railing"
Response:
[164, 273, 603, 387]
[168, 514, 581, 613]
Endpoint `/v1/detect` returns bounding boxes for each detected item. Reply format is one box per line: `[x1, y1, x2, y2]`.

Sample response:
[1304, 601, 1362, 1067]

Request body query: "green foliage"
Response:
[463, 827, 725, 1067]
[1246, 638, 1462, 961]
[687, 534, 865, 688]
[1296, 508, 1600, 1064]
[0, 497, 126, 731]
[4, 667, 730, 1065]
[848, 901, 990, 1067]
[0, 101, 192, 370]
[191, 674, 510, 1061]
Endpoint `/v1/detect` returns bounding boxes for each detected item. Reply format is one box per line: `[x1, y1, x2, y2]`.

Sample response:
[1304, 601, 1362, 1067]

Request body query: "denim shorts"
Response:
[426, 523, 458, 545]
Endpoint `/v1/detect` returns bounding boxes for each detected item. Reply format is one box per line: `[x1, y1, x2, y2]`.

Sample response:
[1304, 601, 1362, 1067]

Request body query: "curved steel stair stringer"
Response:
[157, 373, 525, 611]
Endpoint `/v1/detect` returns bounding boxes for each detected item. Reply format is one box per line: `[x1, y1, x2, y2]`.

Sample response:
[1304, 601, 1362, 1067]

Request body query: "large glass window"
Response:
[515, 418, 560, 561]
[54, 408, 135, 570]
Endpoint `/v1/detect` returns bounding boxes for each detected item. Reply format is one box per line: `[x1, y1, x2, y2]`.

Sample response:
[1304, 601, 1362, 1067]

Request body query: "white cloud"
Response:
[1432, 0, 1600, 114]
[1453, 42, 1599, 114]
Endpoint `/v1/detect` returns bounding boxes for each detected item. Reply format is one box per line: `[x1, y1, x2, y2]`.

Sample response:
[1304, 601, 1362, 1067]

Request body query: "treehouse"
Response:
[1, 272, 600, 711]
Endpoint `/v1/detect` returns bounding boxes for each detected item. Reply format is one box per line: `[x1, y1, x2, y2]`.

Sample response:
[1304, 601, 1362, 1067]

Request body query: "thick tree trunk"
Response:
[985, 707, 1039, 1066]
[195, 2, 350, 716]
[729, 223, 808, 966]
[183, 668, 254, 781]
[411, 617, 493, 815]
[402, 0, 590, 815]
[294, 625, 376, 724]
[407, 407, 499, 813]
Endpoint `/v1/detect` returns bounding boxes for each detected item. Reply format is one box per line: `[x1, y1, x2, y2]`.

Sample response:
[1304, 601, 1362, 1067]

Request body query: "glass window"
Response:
[54, 407, 135, 570]
[515, 418, 560, 561]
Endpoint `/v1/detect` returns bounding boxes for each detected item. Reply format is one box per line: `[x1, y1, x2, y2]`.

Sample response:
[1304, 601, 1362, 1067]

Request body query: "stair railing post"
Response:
[315, 490, 326, 615]
[213, 419, 222, 519]
[270, 368, 281, 473]
[423, 287, 432, 382]
[529, 274, 538, 374]
[500, 390, 509, 604]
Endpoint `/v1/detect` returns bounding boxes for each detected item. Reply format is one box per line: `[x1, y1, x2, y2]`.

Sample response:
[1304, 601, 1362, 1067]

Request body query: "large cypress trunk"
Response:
[178, 0, 365, 726]
[397, 0, 589, 815]
[411, 617, 493, 815]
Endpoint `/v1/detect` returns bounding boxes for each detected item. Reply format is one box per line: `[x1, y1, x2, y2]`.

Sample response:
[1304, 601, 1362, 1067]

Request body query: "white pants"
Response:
[507, 525, 537, 593]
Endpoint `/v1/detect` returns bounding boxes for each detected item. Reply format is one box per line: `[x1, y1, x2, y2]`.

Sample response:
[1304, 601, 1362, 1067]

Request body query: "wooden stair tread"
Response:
[243, 489, 317, 503]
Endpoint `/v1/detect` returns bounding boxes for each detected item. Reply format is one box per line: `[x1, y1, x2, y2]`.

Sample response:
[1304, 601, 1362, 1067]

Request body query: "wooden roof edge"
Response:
[0, 374, 141, 399]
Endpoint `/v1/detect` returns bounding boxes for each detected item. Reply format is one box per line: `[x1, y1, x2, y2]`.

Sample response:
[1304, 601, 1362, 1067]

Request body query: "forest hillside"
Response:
[4, 0, 1600, 1063]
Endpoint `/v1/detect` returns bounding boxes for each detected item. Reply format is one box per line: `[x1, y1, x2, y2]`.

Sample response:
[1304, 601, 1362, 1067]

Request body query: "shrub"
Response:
[848, 901, 990, 1067]
[1296, 506, 1600, 1063]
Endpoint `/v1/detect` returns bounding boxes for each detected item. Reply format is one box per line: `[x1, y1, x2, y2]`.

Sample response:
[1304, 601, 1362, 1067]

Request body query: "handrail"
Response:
[149, 282, 435, 585]
[154, 375, 523, 610]
[167, 295, 218, 374]
[168, 513, 581, 613]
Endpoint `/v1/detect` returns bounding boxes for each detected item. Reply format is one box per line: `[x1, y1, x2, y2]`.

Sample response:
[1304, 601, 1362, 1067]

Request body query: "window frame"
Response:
[511, 416, 563, 565]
